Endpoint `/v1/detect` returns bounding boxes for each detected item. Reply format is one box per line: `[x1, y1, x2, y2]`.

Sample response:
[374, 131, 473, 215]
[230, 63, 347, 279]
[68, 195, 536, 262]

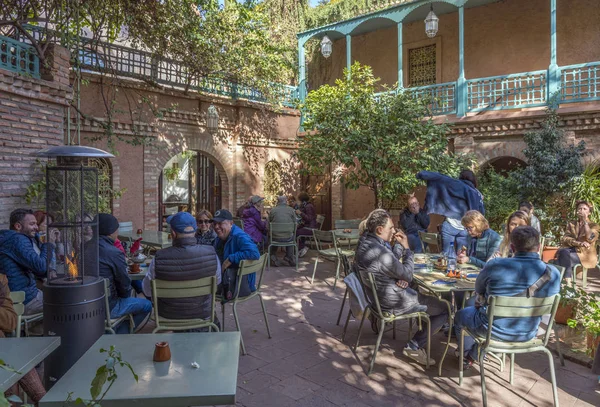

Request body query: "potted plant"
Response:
[555, 284, 578, 325]
[541, 231, 560, 262]
[567, 290, 600, 357]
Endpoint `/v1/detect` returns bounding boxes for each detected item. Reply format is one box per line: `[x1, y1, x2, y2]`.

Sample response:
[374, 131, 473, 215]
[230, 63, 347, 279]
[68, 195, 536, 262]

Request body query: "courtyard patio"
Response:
[138, 251, 600, 407]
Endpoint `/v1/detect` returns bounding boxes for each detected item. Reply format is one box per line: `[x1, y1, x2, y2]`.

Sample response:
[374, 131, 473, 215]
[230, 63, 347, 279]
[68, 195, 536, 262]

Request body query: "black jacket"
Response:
[154, 237, 219, 320]
[98, 235, 132, 309]
[399, 208, 430, 235]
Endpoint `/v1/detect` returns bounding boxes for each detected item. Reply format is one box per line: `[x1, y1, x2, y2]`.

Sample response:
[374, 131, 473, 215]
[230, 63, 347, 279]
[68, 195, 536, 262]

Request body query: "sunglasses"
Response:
[465, 226, 475, 232]
[196, 220, 212, 224]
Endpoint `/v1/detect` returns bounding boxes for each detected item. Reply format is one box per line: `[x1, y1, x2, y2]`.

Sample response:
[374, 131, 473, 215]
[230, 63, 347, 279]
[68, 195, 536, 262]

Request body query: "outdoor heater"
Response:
[34, 145, 114, 388]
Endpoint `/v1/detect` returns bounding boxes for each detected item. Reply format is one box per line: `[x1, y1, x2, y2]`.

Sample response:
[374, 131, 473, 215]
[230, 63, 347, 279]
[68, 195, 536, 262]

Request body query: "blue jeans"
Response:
[407, 232, 424, 253]
[110, 297, 152, 334]
[454, 297, 488, 359]
[441, 221, 468, 253]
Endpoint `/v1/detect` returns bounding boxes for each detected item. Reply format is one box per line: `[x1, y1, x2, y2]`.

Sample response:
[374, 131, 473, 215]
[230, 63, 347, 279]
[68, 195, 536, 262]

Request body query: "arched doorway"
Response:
[480, 156, 527, 174]
[159, 151, 223, 230]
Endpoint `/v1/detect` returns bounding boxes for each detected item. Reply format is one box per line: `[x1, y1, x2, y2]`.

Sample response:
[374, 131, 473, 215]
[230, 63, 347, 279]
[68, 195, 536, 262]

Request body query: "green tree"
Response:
[477, 168, 521, 232]
[297, 62, 472, 208]
[515, 105, 585, 204]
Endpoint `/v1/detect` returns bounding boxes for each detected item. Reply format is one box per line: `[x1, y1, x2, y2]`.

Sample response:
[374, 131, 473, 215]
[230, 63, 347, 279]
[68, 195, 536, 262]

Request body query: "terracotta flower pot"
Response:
[153, 341, 171, 362]
[587, 333, 600, 358]
[542, 246, 559, 262]
[555, 302, 576, 325]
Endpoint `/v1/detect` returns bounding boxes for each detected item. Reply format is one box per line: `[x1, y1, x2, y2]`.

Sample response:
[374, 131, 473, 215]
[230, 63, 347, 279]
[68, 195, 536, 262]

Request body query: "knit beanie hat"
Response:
[98, 213, 119, 236]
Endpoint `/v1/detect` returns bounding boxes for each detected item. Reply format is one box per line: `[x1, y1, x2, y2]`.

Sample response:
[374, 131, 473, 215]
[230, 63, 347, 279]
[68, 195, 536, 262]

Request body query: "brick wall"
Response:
[0, 46, 71, 226]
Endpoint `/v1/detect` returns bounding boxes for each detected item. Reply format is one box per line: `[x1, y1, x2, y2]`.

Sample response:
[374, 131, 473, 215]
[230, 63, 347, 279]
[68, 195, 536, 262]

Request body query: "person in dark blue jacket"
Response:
[399, 195, 430, 253]
[454, 226, 560, 369]
[212, 209, 260, 300]
[0, 208, 52, 315]
[416, 170, 485, 253]
[96, 213, 151, 333]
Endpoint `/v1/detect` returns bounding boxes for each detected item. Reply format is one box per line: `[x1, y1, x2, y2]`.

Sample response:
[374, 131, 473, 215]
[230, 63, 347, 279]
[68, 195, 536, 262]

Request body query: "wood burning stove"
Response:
[34, 145, 114, 388]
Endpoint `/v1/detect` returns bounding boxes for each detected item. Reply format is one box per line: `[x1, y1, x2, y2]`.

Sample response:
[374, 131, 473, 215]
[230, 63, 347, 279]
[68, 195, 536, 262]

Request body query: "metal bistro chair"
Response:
[233, 218, 245, 231]
[9, 291, 43, 337]
[268, 222, 298, 272]
[297, 214, 326, 250]
[220, 253, 271, 355]
[334, 219, 361, 249]
[418, 231, 442, 253]
[573, 243, 598, 288]
[104, 279, 134, 335]
[311, 229, 355, 290]
[354, 272, 432, 375]
[152, 275, 220, 333]
[458, 294, 562, 407]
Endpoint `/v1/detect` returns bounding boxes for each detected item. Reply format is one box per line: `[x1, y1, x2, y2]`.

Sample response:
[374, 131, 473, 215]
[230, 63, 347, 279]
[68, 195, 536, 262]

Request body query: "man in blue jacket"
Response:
[0, 209, 51, 315]
[212, 209, 260, 300]
[454, 226, 561, 368]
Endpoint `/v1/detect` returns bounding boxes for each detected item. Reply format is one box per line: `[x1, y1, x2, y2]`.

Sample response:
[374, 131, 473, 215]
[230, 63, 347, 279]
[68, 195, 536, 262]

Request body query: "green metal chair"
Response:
[233, 217, 245, 231]
[220, 253, 271, 355]
[268, 222, 298, 272]
[334, 219, 361, 248]
[538, 236, 545, 258]
[104, 279, 134, 335]
[353, 272, 432, 375]
[572, 243, 598, 288]
[418, 231, 442, 253]
[9, 291, 25, 338]
[151, 275, 219, 333]
[9, 290, 43, 337]
[458, 294, 562, 407]
[311, 229, 355, 290]
[297, 214, 326, 250]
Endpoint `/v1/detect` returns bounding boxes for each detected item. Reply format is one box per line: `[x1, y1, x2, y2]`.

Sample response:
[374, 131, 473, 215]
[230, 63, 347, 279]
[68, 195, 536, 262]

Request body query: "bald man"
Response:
[399, 196, 430, 253]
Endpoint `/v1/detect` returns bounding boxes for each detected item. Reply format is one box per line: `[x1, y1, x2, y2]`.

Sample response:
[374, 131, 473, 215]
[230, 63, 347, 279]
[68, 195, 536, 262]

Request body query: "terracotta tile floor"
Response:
[139, 251, 600, 407]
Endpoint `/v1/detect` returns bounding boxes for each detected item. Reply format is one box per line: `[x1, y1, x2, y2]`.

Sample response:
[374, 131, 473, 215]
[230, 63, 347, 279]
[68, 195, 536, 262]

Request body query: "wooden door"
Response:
[301, 168, 332, 230]
[196, 153, 222, 214]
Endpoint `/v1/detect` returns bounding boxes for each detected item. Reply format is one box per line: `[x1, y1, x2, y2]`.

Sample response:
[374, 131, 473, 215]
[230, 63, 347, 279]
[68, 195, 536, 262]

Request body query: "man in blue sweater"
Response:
[212, 209, 260, 300]
[0, 209, 51, 315]
[454, 226, 560, 368]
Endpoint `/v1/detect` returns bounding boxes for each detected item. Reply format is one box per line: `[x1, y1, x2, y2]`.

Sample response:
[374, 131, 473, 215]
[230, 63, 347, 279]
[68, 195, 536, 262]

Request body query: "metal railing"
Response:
[560, 61, 600, 103]
[466, 70, 547, 112]
[13, 25, 298, 107]
[0, 35, 39, 78]
[407, 82, 457, 115]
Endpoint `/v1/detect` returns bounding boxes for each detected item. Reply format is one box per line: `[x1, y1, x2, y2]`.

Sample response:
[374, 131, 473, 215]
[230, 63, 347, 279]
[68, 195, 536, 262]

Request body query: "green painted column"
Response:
[548, 0, 560, 102]
[397, 22, 403, 89]
[456, 5, 466, 117]
[346, 34, 352, 79]
[298, 40, 306, 102]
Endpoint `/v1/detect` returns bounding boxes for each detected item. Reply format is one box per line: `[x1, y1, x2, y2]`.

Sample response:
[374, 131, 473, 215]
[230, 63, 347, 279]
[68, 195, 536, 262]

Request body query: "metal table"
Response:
[334, 229, 360, 249]
[0, 337, 61, 391]
[40, 332, 241, 407]
[119, 231, 172, 249]
[412, 254, 481, 376]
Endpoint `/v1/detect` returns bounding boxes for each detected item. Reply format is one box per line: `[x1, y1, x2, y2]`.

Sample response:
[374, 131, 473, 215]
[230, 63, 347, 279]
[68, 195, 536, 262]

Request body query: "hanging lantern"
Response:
[320, 35, 332, 59]
[424, 5, 439, 38]
[207, 104, 219, 133]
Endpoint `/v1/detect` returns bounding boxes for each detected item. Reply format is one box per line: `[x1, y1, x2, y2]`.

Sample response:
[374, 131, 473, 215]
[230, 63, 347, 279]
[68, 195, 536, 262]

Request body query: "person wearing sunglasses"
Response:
[195, 210, 218, 246]
[457, 210, 502, 268]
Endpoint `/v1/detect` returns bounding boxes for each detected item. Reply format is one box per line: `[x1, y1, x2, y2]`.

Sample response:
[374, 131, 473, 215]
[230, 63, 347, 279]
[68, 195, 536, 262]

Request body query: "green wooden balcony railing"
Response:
[0, 35, 39, 78]
[15, 25, 298, 107]
[560, 61, 600, 103]
[466, 71, 547, 112]
[407, 82, 457, 115]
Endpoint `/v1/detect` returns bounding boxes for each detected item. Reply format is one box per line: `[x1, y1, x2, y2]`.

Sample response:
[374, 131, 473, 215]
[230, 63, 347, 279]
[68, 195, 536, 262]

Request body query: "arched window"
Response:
[88, 158, 113, 213]
[264, 160, 282, 207]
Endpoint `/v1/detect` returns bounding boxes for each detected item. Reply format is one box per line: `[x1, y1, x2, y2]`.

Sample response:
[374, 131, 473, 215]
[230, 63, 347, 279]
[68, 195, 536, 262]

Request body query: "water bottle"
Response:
[446, 242, 457, 272]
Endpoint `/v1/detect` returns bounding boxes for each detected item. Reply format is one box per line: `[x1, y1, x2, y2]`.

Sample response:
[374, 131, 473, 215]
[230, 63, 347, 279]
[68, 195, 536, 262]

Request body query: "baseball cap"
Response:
[212, 209, 233, 222]
[167, 212, 197, 233]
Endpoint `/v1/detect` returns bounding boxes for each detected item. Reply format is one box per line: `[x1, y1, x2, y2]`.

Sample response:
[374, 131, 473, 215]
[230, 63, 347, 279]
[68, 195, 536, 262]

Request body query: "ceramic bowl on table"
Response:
[131, 253, 147, 264]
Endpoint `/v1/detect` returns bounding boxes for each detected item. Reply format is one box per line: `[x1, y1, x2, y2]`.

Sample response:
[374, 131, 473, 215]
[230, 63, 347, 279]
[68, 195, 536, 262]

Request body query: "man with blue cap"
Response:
[212, 209, 260, 299]
[143, 211, 221, 328]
